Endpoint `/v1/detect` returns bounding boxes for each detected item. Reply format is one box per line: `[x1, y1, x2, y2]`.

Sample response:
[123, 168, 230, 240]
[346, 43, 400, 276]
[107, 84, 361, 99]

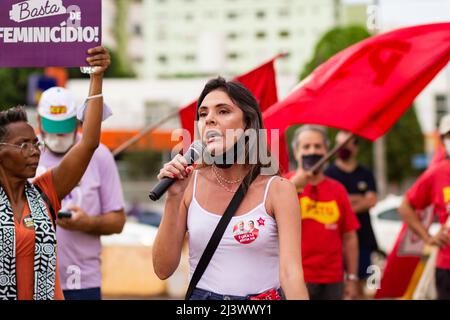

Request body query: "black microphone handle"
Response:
[149, 141, 203, 201]
[148, 176, 176, 201]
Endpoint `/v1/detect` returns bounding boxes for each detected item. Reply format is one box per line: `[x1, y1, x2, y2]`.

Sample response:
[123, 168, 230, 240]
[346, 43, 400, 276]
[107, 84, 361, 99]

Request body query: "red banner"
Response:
[263, 23, 450, 172]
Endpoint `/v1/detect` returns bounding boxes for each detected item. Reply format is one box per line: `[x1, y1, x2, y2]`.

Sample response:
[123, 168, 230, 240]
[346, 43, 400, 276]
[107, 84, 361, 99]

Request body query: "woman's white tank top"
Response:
[187, 170, 280, 296]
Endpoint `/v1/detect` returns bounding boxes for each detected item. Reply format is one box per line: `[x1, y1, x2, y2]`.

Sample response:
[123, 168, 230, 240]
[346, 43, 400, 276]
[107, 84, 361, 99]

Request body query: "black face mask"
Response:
[209, 134, 248, 169]
[301, 154, 323, 171]
[337, 148, 352, 161]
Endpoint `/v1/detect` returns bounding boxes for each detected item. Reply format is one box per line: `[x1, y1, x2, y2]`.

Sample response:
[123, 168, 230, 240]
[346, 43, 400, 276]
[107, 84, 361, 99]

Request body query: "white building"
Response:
[66, 73, 298, 131]
[67, 78, 205, 131]
[102, 0, 145, 72]
[86, 1, 450, 151]
[67, 1, 349, 134]
[142, 0, 340, 78]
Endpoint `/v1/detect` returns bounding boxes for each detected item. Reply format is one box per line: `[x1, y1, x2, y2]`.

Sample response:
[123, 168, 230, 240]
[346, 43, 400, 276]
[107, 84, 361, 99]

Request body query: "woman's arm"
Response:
[349, 191, 377, 214]
[57, 206, 126, 236]
[52, 46, 111, 200]
[399, 197, 431, 242]
[269, 177, 309, 300]
[399, 197, 450, 247]
[152, 154, 194, 279]
[153, 193, 190, 280]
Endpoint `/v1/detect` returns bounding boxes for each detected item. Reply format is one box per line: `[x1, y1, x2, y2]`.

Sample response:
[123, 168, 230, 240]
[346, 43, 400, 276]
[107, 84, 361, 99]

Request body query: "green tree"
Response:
[0, 68, 41, 111]
[112, 0, 134, 77]
[385, 107, 424, 182]
[295, 25, 424, 184]
[300, 26, 371, 80]
[67, 0, 136, 79]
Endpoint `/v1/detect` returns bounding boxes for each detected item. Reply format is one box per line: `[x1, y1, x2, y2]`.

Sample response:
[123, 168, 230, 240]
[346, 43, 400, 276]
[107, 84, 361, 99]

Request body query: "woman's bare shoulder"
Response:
[257, 174, 292, 188]
[265, 176, 297, 210]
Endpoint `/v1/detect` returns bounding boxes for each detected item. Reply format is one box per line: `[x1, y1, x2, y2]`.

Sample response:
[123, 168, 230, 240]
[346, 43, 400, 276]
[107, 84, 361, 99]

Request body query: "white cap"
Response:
[37, 87, 77, 134]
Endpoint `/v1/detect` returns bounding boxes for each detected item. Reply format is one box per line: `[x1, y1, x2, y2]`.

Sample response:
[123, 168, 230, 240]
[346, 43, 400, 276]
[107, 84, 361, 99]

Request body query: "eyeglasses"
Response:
[0, 141, 45, 155]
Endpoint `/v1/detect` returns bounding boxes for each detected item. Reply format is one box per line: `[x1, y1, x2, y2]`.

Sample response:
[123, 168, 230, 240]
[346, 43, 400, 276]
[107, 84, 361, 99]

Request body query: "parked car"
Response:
[370, 194, 440, 255]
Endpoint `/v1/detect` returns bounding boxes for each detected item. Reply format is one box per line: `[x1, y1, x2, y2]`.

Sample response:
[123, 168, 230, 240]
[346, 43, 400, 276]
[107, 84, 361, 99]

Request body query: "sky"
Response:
[343, 0, 450, 28]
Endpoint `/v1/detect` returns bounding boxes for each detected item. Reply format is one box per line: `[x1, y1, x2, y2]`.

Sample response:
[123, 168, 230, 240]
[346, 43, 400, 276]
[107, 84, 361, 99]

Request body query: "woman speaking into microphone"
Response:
[152, 77, 308, 300]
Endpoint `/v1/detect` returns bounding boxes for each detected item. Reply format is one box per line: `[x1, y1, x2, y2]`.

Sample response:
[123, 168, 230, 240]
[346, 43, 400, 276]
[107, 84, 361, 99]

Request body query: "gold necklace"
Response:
[212, 165, 244, 184]
[211, 167, 242, 193]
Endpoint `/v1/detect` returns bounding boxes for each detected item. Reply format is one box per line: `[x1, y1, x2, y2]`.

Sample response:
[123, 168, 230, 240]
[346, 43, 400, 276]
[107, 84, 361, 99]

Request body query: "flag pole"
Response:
[310, 132, 356, 175]
[112, 108, 180, 157]
[371, 0, 388, 199]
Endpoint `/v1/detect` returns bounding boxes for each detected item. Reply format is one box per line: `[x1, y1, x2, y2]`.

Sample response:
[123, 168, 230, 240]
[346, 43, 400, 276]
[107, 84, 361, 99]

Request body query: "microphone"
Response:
[149, 141, 204, 201]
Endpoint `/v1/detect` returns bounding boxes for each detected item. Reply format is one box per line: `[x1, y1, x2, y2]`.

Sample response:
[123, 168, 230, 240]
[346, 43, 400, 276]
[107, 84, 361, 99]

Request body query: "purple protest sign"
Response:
[0, 0, 101, 67]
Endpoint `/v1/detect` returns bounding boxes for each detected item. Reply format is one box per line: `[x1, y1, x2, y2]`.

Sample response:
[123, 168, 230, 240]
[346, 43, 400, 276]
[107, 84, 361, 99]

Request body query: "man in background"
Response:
[399, 114, 450, 300]
[325, 131, 378, 298]
[36, 87, 126, 300]
[288, 125, 360, 300]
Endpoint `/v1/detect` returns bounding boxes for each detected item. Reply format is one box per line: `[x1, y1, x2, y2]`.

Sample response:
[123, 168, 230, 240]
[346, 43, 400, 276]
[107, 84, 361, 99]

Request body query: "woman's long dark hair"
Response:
[196, 77, 277, 192]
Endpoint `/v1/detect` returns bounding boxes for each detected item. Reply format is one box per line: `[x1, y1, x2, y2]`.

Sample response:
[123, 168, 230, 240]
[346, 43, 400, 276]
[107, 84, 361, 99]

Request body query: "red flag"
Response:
[179, 56, 279, 141]
[374, 224, 422, 299]
[263, 23, 450, 172]
[178, 100, 197, 141]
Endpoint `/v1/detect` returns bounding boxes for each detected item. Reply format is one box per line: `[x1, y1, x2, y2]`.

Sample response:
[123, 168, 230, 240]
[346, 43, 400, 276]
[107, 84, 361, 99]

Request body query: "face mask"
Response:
[43, 133, 75, 154]
[209, 133, 248, 169]
[444, 139, 450, 156]
[337, 148, 352, 161]
[301, 154, 323, 171]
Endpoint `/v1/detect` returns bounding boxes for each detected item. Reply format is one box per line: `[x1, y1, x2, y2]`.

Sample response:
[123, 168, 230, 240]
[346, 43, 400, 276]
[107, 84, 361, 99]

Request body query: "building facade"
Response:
[102, 0, 145, 74]
[143, 0, 341, 78]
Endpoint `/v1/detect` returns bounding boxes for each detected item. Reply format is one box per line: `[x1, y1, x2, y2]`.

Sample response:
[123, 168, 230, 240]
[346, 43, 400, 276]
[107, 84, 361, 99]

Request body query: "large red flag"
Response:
[179, 56, 279, 141]
[263, 23, 450, 172]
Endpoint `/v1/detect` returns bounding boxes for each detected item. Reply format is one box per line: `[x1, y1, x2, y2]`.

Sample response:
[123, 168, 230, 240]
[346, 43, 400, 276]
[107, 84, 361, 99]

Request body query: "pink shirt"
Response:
[37, 140, 125, 290]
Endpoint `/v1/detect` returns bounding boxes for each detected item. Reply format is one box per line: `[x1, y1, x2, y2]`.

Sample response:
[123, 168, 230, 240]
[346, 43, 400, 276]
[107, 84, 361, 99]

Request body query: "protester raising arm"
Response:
[52, 46, 110, 200]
